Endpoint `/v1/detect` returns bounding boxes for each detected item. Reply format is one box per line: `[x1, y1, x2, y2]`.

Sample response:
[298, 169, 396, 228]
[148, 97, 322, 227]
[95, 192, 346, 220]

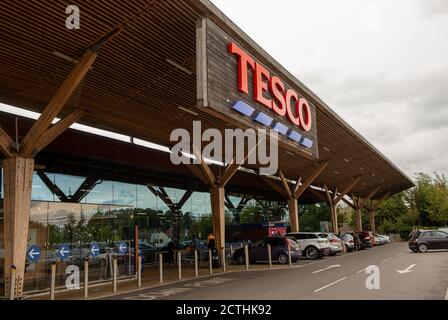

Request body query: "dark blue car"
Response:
[233, 237, 302, 265]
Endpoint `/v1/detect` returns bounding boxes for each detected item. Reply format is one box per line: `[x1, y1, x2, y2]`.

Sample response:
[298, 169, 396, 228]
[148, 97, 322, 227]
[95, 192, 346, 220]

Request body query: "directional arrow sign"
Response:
[27, 245, 41, 263]
[312, 265, 341, 274]
[118, 242, 128, 254]
[90, 243, 100, 257]
[57, 244, 71, 260]
[397, 264, 416, 274]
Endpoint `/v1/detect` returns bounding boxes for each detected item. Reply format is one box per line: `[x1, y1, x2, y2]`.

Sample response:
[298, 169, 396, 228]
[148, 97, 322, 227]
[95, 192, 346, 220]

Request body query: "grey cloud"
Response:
[417, 0, 448, 16]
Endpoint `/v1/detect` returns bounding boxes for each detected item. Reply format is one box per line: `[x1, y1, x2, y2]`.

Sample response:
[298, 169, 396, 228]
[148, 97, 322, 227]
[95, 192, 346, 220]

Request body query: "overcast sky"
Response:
[211, 0, 448, 179]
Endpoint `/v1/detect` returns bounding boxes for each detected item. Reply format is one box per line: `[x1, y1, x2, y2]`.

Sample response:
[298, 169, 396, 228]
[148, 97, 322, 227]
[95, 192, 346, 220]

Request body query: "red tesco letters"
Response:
[228, 42, 312, 132]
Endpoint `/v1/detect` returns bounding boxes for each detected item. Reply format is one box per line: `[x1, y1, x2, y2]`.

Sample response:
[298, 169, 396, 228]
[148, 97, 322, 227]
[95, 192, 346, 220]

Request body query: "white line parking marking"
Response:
[313, 277, 347, 293]
[312, 265, 341, 274]
[381, 257, 393, 264]
[357, 268, 368, 274]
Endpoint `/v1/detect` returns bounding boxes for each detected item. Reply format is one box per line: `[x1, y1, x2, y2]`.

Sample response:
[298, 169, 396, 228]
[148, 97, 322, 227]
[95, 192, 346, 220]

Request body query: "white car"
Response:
[374, 233, 390, 245]
[318, 233, 343, 255]
[340, 233, 355, 252]
[286, 232, 331, 260]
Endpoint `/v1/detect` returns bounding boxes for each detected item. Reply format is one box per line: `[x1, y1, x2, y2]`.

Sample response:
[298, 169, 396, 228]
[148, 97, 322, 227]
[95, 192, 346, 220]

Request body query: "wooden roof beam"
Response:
[220, 135, 262, 187]
[360, 186, 381, 208]
[294, 161, 329, 199]
[334, 176, 362, 204]
[261, 175, 289, 199]
[310, 188, 330, 204]
[18, 27, 120, 158]
[30, 109, 85, 157]
[342, 197, 356, 209]
[19, 50, 98, 157]
[278, 170, 292, 200]
[191, 144, 216, 188]
[0, 125, 14, 158]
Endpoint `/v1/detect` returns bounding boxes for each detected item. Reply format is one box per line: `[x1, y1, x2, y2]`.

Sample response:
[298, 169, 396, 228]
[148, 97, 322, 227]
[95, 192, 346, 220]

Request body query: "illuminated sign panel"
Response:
[196, 18, 318, 158]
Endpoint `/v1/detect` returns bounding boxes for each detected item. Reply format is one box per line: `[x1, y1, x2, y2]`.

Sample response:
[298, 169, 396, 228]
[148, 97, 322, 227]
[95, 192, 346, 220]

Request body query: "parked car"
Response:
[357, 231, 375, 248]
[340, 233, 355, 252]
[409, 230, 448, 253]
[318, 233, 343, 255]
[373, 233, 390, 245]
[232, 237, 301, 265]
[179, 240, 208, 251]
[373, 234, 383, 245]
[286, 232, 331, 260]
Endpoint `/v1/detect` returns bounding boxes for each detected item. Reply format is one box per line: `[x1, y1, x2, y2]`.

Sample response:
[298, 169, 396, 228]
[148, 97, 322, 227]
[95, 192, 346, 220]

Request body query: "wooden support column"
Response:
[288, 198, 299, 233]
[323, 176, 362, 234]
[355, 207, 362, 232]
[210, 187, 225, 252]
[3, 157, 35, 298]
[1, 29, 118, 298]
[184, 139, 261, 265]
[366, 191, 390, 234]
[370, 210, 376, 234]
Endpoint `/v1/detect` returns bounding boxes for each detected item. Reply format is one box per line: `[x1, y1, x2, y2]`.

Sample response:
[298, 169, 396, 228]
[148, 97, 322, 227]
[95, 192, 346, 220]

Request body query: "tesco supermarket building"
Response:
[0, 0, 413, 297]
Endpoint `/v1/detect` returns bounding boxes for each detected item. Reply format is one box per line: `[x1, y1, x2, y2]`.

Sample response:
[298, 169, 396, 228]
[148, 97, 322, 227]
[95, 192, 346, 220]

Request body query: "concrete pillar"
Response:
[288, 198, 299, 233]
[370, 210, 376, 233]
[210, 187, 225, 259]
[355, 208, 362, 232]
[3, 157, 35, 298]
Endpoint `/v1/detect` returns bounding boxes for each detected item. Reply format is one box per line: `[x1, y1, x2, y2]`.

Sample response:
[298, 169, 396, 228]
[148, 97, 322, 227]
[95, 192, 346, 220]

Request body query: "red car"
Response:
[357, 231, 375, 248]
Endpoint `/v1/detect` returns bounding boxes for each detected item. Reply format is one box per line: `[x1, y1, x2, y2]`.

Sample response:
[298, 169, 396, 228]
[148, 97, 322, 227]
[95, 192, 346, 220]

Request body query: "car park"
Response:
[286, 232, 331, 260]
[409, 230, 448, 253]
[318, 233, 343, 256]
[232, 237, 301, 265]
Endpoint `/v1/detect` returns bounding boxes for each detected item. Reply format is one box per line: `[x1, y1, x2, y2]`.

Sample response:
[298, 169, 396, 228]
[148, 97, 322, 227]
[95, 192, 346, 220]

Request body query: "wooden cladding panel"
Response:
[197, 18, 319, 159]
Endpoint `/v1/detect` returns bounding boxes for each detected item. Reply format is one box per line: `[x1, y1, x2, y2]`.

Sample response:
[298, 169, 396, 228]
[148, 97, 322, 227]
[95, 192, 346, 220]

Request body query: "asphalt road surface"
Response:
[99, 242, 448, 300]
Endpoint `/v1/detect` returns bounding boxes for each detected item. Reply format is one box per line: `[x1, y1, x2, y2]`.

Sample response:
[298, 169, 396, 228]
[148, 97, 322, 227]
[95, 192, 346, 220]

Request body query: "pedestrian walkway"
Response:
[25, 261, 302, 300]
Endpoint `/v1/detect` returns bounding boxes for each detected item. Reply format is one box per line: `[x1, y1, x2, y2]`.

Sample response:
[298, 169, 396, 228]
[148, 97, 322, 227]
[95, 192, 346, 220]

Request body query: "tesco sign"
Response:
[228, 42, 312, 132]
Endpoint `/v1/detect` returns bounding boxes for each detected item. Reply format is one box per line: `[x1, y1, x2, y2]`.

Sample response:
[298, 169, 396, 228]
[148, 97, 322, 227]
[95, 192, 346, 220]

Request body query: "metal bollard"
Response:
[50, 262, 56, 300]
[177, 251, 182, 280]
[222, 249, 226, 272]
[288, 244, 292, 267]
[342, 241, 347, 254]
[113, 256, 118, 293]
[194, 250, 199, 277]
[84, 258, 89, 298]
[245, 245, 250, 271]
[208, 250, 213, 275]
[137, 255, 142, 287]
[230, 245, 234, 257]
[268, 244, 272, 269]
[10, 265, 16, 300]
[159, 253, 163, 283]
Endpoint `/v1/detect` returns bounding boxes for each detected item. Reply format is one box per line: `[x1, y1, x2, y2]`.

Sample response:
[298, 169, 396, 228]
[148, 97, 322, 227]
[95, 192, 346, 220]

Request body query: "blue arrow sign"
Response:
[90, 242, 100, 257]
[27, 245, 41, 263]
[57, 244, 71, 260]
[118, 242, 127, 254]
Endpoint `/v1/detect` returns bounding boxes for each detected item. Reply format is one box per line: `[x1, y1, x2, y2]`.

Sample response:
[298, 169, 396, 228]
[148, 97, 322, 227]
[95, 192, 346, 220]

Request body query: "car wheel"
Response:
[278, 253, 288, 265]
[305, 246, 320, 260]
[236, 254, 245, 264]
[418, 244, 428, 253]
